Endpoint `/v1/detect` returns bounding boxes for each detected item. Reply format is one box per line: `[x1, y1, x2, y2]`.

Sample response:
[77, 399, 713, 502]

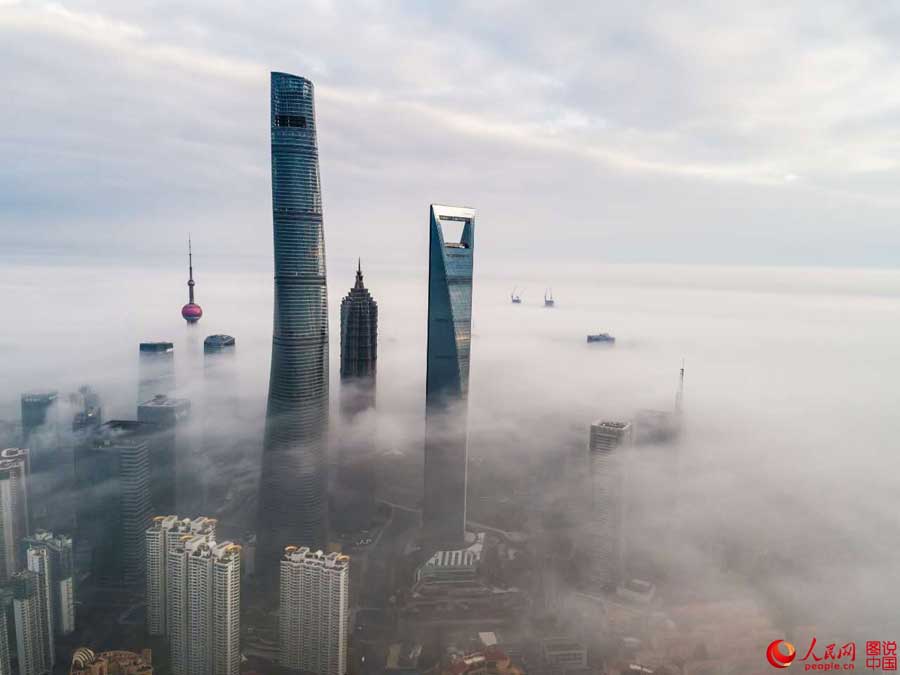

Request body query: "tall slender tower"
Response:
[334, 261, 378, 532]
[181, 237, 203, 324]
[423, 204, 476, 550]
[257, 72, 330, 578]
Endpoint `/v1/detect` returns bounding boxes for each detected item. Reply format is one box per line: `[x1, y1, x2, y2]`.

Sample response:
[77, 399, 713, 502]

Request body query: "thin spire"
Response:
[354, 258, 365, 289]
[675, 358, 685, 415]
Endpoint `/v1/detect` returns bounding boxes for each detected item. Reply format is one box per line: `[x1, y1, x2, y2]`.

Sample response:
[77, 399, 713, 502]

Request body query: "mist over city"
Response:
[2, 2, 900, 675]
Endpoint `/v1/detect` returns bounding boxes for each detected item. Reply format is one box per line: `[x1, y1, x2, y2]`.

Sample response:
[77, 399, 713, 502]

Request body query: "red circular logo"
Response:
[766, 640, 796, 669]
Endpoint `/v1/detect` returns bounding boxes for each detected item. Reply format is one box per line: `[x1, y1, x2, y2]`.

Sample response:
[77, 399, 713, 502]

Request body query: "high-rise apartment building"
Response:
[0, 587, 11, 675]
[424, 204, 476, 549]
[258, 72, 330, 579]
[278, 547, 349, 675]
[11, 569, 52, 675]
[23, 531, 75, 636]
[167, 537, 240, 675]
[145, 515, 216, 636]
[78, 421, 152, 584]
[137, 396, 191, 515]
[334, 262, 378, 532]
[25, 548, 55, 671]
[0, 448, 30, 582]
[138, 343, 175, 406]
[586, 420, 632, 591]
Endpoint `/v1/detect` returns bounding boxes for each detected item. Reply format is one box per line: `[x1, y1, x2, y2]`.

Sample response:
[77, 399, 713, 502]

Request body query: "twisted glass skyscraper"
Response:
[257, 72, 330, 579]
[423, 204, 475, 549]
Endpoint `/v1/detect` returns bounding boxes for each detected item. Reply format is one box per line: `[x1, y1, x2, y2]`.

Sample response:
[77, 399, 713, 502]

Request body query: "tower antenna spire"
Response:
[188, 235, 195, 303]
[675, 358, 685, 415]
[181, 234, 202, 323]
[355, 258, 364, 289]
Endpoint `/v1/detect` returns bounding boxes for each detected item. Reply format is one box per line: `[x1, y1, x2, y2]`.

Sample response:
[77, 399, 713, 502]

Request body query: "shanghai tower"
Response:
[423, 204, 475, 550]
[257, 72, 330, 580]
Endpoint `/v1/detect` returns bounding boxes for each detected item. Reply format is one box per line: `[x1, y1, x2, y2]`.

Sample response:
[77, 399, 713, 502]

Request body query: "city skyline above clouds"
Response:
[2, 0, 900, 268]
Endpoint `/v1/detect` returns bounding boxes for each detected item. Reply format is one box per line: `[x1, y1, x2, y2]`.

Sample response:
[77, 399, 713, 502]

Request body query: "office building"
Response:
[0, 448, 29, 582]
[20, 393, 58, 443]
[278, 547, 349, 675]
[424, 204, 476, 549]
[69, 648, 153, 675]
[340, 260, 377, 415]
[202, 335, 237, 513]
[334, 261, 378, 532]
[137, 396, 191, 515]
[145, 515, 216, 637]
[11, 569, 52, 675]
[138, 343, 175, 406]
[72, 386, 102, 434]
[78, 421, 152, 584]
[23, 531, 75, 636]
[586, 421, 632, 591]
[167, 537, 240, 675]
[258, 72, 330, 579]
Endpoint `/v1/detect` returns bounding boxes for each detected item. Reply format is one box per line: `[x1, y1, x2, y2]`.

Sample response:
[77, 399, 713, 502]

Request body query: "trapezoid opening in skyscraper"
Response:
[256, 72, 330, 584]
[423, 204, 475, 551]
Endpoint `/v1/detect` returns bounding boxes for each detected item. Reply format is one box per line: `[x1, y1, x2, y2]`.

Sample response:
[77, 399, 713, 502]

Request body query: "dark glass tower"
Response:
[334, 262, 378, 532]
[257, 72, 330, 578]
[423, 204, 475, 549]
[340, 260, 377, 414]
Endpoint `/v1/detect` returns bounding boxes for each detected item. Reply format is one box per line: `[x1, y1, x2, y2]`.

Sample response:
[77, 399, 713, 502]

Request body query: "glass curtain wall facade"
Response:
[257, 72, 330, 580]
[423, 205, 475, 549]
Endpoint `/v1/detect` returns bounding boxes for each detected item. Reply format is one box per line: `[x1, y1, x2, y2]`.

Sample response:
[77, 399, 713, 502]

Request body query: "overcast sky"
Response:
[3, 0, 900, 268]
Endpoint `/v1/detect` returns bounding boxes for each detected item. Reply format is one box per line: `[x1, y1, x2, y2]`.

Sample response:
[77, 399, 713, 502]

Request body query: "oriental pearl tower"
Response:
[182, 237, 203, 324]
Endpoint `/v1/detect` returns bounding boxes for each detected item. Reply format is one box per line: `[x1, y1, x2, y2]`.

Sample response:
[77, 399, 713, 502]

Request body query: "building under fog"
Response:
[278, 547, 349, 675]
[137, 395, 191, 515]
[334, 262, 378, 532]
[258, 72, 331, 580]
[138, 343, 175, 406]
[586, 420, 632, 592]
[0, 448, 30, 582]
[424, 204, 476, 550]
[78, 421, 153, 584]
[202, 335, 237, 513]
[145, 515, 216, 637]
[20, 392, 65, 532]
[167, 537, 240, 675]
[23, 531, 74, 637]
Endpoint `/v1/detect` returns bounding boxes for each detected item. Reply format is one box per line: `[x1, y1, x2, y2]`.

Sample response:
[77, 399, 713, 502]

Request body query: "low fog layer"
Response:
[1, 257, 899, 635]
